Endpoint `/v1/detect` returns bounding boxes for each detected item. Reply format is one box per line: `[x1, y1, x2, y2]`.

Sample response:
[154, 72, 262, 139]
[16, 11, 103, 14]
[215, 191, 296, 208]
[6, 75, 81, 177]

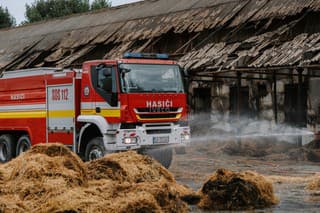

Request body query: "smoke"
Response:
[190, 112, 314, 144]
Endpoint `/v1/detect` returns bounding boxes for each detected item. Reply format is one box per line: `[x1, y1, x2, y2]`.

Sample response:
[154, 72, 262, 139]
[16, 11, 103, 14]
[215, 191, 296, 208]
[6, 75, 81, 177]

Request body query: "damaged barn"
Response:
[1, 0, 320, 143]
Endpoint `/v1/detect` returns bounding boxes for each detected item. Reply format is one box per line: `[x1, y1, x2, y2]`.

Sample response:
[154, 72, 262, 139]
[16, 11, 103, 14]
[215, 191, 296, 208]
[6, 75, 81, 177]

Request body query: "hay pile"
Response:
[197, 168, 279, 210]
[306, 176, 320, 190]
[0, 143, 194, 213]
[305, 140, 320, 149]
[287, 140, 320, 162]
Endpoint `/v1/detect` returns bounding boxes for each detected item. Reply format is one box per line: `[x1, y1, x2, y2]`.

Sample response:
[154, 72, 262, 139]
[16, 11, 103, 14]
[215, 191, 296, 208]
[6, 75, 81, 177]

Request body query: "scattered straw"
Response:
[306, 176, 320, 190]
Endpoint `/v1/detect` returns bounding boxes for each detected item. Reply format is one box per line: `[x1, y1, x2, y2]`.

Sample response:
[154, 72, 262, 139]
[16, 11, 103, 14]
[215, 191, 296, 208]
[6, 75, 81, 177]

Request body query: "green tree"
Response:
[91, 0, 111, 10]
[0, 6, 15, 29]
[25, 0, 90, 23]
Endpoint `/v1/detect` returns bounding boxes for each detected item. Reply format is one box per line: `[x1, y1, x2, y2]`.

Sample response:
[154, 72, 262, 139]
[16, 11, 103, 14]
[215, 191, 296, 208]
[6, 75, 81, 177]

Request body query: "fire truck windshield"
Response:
[119, 64, 184, 93]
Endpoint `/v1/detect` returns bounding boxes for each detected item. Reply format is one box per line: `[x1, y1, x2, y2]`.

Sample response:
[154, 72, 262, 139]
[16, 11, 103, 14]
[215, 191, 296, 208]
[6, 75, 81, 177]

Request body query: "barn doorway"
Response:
[229, 86, 252, 118]
[284, 84, 308, 126]
[193, 88, 211, 114]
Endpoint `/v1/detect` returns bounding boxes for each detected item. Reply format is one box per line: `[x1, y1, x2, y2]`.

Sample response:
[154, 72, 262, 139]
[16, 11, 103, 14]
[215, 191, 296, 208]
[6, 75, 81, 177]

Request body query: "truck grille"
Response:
[139, 114, 177, 119]
[136, 107, 179, 113]
[146, 129, 171, 134]
[134, 107, 182, 120]
[144, 123, 173, 135]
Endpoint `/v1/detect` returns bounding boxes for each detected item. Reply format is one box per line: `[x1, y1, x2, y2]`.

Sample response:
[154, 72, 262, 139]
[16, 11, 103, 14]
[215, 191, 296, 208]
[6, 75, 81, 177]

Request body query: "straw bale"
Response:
[86, 151, 174, 183]
[0, 144, 192, 212]
[33, 178, 189, 212]
[198, 168, 279, 210]
[36, 178, 187, 213]
[6, 144, 87, 188]
[0, 144, 88, 212]
[87, 151, 199, 200]
[86, 151, 197, 206]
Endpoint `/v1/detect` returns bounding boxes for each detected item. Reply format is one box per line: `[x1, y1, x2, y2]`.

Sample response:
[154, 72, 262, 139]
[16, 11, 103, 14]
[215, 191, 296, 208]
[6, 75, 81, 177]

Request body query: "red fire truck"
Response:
[0, 53, 190, 167]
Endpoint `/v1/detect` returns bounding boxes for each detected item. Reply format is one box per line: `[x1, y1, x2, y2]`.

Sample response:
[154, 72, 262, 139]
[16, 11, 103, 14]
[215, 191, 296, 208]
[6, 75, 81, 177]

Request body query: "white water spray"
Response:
[190, 113, 315, 144]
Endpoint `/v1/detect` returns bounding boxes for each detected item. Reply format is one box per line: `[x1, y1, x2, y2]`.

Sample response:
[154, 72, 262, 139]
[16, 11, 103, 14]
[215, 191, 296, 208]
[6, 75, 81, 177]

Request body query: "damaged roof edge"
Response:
[1, 0, 320, 71]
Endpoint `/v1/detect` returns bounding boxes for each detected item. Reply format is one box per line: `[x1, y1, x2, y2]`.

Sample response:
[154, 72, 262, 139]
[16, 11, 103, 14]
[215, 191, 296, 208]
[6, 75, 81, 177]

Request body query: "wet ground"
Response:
[170, 140, 320, 212]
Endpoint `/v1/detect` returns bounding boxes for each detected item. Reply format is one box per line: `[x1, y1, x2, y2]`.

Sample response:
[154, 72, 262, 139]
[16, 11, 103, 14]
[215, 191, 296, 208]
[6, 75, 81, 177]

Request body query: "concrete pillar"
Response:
[297, 68, 304, 147]
[273, 71, 278, 124]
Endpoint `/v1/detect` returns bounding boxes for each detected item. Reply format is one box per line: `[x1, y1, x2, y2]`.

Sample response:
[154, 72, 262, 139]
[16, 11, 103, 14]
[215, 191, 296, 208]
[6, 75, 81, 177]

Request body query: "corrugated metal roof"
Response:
[0, 0, 320, 71]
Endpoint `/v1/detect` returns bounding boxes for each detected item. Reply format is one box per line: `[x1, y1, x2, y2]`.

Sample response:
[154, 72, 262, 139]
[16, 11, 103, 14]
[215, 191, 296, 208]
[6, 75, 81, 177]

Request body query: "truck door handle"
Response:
[96, 107, 101, 113]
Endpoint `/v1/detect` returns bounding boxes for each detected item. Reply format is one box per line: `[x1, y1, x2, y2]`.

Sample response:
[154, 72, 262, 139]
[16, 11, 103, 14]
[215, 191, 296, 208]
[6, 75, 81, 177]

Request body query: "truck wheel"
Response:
[144, 148, 173, 169]
[16, 135, 31, 156]
[85, 137, 106, 161]
[0, 134, 15, 163]
[175, 146, 186, 155]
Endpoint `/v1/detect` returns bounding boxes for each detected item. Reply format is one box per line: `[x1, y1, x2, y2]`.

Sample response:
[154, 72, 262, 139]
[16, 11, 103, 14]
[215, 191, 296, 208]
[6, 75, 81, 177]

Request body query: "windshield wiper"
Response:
[163, 90, 180, 93]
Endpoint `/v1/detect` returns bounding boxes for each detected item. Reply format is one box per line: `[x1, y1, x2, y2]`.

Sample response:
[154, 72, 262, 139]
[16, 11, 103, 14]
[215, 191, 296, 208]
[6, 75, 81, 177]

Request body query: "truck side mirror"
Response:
[120, 68, 131, 74]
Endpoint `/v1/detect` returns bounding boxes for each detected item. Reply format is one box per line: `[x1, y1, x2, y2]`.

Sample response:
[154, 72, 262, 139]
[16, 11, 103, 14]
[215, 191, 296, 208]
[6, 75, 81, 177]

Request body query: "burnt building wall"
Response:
[189, 69, 320, 140]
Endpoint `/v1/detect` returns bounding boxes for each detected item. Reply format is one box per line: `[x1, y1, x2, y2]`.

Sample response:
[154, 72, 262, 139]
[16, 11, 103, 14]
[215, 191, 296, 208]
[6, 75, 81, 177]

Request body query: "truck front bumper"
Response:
[103, 123, 190, 151]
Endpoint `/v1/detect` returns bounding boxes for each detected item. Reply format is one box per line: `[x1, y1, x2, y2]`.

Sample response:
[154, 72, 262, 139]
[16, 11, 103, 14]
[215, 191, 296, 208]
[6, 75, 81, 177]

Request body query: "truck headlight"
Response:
[181, 133, 190, 142]
[123, 137, 138, 144]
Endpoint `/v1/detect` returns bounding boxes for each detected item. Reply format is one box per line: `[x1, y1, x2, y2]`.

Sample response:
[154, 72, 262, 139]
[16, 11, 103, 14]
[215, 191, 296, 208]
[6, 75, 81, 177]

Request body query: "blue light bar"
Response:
[123, 52, 142, 58]
[123, 52, 169, 60]
[156, 53, 169, 59]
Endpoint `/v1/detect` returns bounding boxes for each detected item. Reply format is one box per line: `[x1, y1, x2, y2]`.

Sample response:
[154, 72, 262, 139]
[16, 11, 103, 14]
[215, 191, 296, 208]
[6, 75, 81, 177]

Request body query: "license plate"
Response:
[153, 136, 169, 144]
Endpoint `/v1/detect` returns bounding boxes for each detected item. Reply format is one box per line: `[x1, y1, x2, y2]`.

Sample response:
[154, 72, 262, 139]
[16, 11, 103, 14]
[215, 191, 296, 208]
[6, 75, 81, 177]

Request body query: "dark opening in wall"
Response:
[229, 86, 253, 118]
[254, 83, 268, 115]
[193, 88, 211, 114]
[284, 84, 308, 126]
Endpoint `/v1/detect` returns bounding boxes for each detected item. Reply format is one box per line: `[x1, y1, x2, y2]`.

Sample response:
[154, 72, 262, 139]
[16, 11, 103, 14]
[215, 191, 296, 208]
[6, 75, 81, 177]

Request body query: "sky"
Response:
[0, 0, 141, 24]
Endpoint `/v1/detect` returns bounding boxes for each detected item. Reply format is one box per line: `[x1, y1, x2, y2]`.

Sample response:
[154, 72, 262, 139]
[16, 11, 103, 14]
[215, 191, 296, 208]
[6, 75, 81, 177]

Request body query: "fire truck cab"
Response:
[0, 53, 190, 167]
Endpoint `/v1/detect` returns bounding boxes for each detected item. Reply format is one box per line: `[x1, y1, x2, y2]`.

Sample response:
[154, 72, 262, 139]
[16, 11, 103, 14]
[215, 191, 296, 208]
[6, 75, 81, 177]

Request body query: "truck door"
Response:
[91, 65, 120, 121]
[46, 81, 76, 146]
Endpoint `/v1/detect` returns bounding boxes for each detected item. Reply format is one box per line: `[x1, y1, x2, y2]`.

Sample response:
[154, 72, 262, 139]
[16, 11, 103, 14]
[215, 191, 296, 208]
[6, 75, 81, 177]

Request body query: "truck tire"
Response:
[144, 148, 173, 169]
[175, 146, 186, 155]
[85, 137, 106, 161]
[0, 134, 16, 163]
[16, 135, 31, 156]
